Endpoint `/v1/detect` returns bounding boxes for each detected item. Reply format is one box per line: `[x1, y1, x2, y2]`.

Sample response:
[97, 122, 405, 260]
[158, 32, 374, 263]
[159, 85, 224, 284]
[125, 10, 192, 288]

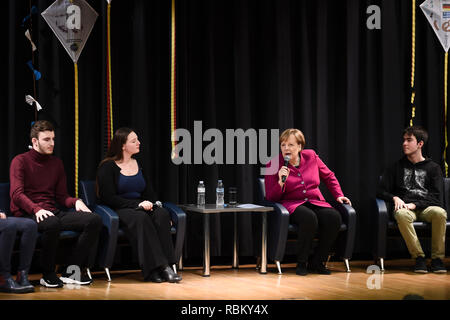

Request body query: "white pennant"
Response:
[25, 29, 37, 52]
[25, 95, 43, 111]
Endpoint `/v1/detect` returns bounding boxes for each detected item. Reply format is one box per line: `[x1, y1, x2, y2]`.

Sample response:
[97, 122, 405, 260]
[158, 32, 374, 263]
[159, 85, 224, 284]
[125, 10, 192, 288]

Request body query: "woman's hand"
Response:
[336, 196, 352, 207]
[138, 200, 153, 211]
[278, 166, 290, 186]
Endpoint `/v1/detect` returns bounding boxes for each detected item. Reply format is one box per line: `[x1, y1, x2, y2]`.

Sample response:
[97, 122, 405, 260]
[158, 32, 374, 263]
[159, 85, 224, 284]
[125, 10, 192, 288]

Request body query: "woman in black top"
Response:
[96, 127, 181, 283]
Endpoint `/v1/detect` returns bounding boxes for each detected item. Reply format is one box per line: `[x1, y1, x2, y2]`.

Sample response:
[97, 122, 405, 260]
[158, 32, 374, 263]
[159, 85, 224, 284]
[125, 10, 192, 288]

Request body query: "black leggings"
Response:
[289, 203, 342, 264]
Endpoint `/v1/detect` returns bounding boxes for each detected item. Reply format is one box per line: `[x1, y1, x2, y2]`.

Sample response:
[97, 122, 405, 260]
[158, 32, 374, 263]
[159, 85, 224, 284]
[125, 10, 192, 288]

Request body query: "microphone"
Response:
[282, 155, 290, 183]
[135, 201, 162, 211]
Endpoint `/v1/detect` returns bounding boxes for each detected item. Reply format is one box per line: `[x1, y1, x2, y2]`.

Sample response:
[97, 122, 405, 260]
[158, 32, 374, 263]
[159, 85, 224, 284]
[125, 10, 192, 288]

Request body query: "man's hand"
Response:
[405, 203, 416, 210]
[35, 209, 54, 223]
[393, 196, 407, 211]
[0, 212, 6, 220]
[138, 200, 153, 211]
[75, 200, 92, 213]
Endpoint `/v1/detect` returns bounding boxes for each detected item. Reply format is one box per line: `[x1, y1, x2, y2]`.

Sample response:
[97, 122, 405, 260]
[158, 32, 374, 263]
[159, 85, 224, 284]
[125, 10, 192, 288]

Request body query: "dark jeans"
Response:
[0, 217, 38, 277]
[24, 210, 102, 275]
[116, 207, 175, 279]
[289, 202, 342, 264]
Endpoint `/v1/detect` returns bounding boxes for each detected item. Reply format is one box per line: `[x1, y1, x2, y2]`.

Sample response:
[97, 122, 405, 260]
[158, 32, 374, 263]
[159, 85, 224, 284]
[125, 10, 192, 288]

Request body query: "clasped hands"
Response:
[137, 200, 153, 211]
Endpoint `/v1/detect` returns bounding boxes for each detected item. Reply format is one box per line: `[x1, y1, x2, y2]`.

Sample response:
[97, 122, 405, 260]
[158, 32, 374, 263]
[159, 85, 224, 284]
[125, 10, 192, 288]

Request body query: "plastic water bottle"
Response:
[216, 180, 224, 207]
[197, 181, 205, 207]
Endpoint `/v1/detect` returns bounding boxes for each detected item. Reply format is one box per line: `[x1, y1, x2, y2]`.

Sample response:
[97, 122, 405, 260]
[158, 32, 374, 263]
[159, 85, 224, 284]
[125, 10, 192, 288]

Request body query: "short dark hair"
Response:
[30, 120, 54, 141]
[403, 126, 428, 145]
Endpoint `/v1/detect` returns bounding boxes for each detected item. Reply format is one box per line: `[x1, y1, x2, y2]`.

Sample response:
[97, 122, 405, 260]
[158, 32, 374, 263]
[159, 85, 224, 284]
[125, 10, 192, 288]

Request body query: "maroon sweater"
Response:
[9, 149, 78, 217]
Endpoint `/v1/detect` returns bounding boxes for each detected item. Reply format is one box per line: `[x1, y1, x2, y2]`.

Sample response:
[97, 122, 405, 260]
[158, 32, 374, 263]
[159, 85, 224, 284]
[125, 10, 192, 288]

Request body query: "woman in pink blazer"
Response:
[265, 129, 352, 276]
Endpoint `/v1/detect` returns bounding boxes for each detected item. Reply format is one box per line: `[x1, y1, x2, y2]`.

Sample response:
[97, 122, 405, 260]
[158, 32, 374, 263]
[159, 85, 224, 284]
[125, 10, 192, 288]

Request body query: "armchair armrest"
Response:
[163, 202, 186, 227]
[374, 198, 389, 259]
[260, 199, 290, 262]
[92, 204, 120, 268]
[163, 202, 186, 262]
[333, 202, 357, 259]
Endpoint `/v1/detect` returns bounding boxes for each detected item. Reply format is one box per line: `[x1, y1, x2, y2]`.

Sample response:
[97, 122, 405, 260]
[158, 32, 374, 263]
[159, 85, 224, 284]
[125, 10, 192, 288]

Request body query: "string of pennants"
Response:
[21, 0, 178, 196]
[18, 0, 450, 187]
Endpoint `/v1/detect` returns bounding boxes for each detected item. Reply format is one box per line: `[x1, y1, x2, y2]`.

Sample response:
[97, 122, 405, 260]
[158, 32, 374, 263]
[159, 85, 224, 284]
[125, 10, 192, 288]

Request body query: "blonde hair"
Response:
[279, 128, 305, 149]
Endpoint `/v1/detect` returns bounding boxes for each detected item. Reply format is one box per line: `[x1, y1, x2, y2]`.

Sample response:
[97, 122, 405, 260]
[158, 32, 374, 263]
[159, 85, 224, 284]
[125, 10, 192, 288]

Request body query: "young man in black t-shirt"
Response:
[377, 126, 447, 273]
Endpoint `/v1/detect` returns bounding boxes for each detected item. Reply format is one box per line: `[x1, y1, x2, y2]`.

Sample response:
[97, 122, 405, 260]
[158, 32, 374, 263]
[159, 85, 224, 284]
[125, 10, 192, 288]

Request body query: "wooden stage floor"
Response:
[1, 259, 450, 300]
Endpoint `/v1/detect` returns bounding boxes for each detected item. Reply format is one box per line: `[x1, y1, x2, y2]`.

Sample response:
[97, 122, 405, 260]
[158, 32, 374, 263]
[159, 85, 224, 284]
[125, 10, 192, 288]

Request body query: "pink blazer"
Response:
[264, 149, 344, 214]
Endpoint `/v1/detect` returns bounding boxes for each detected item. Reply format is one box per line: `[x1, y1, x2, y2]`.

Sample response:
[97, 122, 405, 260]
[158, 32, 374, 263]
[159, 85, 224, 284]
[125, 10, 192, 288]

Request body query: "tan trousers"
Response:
[394, 206, 447, 259]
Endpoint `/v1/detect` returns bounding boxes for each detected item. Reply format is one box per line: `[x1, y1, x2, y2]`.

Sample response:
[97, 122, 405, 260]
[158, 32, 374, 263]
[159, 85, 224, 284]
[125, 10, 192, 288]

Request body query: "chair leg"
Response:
[325, 255, 331, 268]
[173, 264, 177, 273]
[105, 268, 112, 282]
[178, 256, 183, 271]
[275, 261, 282, 274]
[256, 257, 261, 270]
[86, 268, 92, 280]
[344, 259, 351, 272]
[379, 258, 385, 272]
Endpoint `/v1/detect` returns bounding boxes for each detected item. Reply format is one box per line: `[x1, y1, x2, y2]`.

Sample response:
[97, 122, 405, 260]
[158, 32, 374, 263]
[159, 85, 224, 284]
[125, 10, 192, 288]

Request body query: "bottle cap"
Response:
[200, 181, 204, 183]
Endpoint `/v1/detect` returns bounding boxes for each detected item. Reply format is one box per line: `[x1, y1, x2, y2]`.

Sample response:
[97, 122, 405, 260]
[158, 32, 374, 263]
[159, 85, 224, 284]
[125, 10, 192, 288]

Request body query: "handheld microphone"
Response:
[135, 201, 162, 211]
[282, 155, 290, 183]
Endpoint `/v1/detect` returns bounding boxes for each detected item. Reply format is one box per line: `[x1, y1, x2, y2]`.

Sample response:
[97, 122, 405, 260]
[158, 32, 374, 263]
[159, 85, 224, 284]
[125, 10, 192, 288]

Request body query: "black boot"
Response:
[144, 269, 164, 283]
[295, 262, 308, 276]
[308, 262, 331, 275]
[16, 270, 35, 292]
[159, 265, 182, 283]
[0, 274, 34, 294]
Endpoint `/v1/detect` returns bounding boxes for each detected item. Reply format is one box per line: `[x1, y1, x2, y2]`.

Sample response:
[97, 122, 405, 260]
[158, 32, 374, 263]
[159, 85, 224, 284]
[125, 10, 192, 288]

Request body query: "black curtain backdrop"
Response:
[2, 0, 449, 261]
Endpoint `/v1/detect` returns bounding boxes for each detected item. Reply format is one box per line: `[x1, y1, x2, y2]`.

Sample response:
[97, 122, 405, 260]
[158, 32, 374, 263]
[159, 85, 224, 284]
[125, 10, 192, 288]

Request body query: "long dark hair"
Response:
[99, 127, 134, 168]
[96, 127, 134, 197]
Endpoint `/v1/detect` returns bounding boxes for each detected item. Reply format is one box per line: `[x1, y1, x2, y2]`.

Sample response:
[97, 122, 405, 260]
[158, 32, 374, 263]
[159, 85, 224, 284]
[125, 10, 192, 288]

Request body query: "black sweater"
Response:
[376, 156, 444, 210]
[96, 160, 157, 210]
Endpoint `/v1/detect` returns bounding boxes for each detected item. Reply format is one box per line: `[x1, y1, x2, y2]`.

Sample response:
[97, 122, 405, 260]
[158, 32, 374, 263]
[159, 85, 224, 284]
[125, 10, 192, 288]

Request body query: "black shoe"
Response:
[414, 256, 428, 273]
[0, 275, 33, 294]
[308, 262, 331, 275]
[295, 262, 308, 276]
[16, 270, 35, 292]
[159, 266, 182, 283]
[40, 272, 63, 288]
[144, 269, 164, 283]
[430, 258, 447, 273]
[60, 269, 92, 285]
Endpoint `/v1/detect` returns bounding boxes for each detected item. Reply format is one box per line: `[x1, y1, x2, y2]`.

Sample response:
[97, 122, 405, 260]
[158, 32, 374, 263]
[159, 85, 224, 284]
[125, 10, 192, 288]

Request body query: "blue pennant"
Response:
[21, 6, 38, 27]
[26, 60, 41, 80]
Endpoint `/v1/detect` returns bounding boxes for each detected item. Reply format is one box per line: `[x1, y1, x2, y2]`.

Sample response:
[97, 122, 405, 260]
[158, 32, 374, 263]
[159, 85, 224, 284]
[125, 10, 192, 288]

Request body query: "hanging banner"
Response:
[41, 0, 98, 63]
[420, 0, 450, 52]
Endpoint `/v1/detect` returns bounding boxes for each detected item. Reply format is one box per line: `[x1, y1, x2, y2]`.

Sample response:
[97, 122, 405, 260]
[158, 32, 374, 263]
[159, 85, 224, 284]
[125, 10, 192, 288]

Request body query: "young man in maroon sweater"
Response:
[9, 120, 102, 288]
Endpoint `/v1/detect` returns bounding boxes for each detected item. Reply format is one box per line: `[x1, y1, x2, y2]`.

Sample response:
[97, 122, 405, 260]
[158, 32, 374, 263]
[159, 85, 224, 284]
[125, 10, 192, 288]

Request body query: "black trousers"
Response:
[24, 210, 102, 274]
[116, 207, 175, 279]
[0, 217, 38, 277]
[289, 203, 342, 264]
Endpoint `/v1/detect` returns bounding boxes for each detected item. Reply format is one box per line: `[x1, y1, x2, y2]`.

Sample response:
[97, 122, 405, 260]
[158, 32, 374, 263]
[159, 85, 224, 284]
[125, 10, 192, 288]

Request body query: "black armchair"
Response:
[79, 180, 186, 281]
[373, 177, 450, 271]
[256, 178, 356, 274]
